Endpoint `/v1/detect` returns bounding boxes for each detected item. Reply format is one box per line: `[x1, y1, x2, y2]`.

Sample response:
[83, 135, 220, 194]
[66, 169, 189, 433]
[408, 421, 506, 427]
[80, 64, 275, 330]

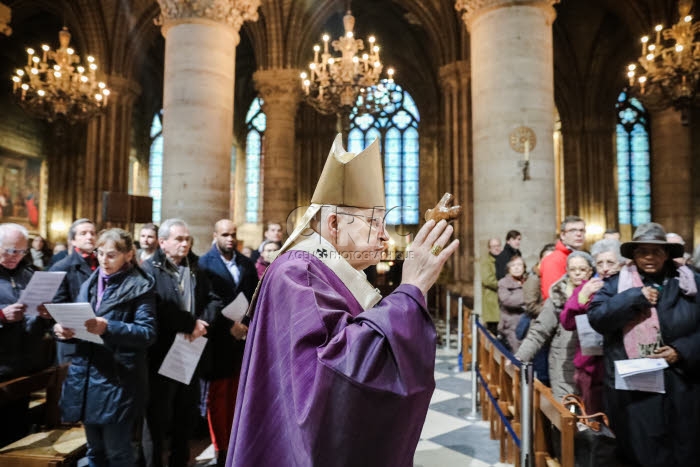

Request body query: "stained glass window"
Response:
[616, 91, 650, 227]
[149, 112, 163, 224]
[245, 98, 266, 223]
[348, 80, 420, 225]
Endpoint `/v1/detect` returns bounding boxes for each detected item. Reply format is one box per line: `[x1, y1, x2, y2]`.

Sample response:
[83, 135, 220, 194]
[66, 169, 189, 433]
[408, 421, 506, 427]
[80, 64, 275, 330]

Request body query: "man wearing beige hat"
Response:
[225, 135, 459, 467]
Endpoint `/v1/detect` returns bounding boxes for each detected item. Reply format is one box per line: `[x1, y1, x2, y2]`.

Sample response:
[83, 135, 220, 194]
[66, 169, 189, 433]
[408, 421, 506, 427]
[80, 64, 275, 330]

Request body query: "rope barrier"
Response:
[475, 367, 521, 449]
[475, 319, 522, 368]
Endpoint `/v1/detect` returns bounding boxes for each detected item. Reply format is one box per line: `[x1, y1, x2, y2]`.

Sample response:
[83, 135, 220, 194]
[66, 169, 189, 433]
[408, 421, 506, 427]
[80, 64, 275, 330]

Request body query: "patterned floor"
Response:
[414, 347, 512, 467]
[195, 344, 512, 467]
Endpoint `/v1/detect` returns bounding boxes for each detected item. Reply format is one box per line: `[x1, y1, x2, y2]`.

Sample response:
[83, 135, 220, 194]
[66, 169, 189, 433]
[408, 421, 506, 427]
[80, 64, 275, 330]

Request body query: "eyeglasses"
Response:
[564, 228, 586, 234]
[338, 212, 386, 231]
[1, 247, 28, 256]
[568, 267, 592, 274]
[596, 259, 618, 268]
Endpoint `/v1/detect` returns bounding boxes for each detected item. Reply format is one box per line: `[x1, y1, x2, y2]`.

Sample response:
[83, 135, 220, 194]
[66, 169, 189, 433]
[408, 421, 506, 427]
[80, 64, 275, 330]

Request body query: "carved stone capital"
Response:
[156, 0, 260, 34]
[253, 68, 303, 115]
[107, 75, 142, 103]
[0, 2, 12, 36]
[455, 0, 559, 31]
[438, 60, 470, 92]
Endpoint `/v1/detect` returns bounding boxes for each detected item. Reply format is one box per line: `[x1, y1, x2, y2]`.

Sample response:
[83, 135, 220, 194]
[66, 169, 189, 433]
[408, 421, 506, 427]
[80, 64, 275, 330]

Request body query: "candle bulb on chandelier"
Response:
[323, 34, 329, 53]
[654, 25, 662, 45]
[641, 36, 648, 56]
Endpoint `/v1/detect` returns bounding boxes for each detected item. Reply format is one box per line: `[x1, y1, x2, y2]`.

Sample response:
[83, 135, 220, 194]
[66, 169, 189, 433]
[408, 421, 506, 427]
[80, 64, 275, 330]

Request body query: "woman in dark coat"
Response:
[588, 223, 700, 467]
[54, 228, 156, 467]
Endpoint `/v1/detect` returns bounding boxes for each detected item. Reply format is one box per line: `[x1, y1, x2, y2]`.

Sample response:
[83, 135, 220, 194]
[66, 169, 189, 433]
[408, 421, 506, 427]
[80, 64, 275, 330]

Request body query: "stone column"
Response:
[457, 0, 558, 268]
[650, 107, 693, 248]
[157, 0, 259, 251]
[253, 68, 301, 229]
[81, 75, 141, 224]
[438, 61, 472, 291]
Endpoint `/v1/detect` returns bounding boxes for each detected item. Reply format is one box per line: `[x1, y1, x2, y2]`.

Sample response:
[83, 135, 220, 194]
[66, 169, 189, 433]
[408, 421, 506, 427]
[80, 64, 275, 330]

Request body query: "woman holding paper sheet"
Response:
[588, 223, 700, 467]
[54, 228, 156, 467]
[560, 239, 622, 414]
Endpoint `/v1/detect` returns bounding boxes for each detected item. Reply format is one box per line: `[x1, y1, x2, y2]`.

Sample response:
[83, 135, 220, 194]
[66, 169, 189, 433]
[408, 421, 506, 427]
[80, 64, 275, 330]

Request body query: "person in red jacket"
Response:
[540, 215, 586, 299]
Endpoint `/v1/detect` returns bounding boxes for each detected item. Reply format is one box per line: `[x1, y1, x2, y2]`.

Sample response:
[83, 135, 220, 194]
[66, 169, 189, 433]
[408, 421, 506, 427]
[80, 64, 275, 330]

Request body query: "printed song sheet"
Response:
[614, 358, 668, 394]
[158, 334, 208, 385]
[221, 293, 249, 323]
[44, 302, 103, 344]
[575, 314, 604, 356]
[19, 271, 66, 317]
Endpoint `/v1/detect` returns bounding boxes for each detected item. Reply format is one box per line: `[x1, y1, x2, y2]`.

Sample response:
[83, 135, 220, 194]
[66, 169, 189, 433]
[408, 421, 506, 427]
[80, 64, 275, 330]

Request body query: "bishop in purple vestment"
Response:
[226, 135, 459, 467]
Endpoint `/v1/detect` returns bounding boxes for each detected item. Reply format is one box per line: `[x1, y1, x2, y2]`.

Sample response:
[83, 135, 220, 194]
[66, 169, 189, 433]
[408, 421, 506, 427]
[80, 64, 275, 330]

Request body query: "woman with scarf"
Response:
[559, 238, 622, 414]
[588, 223, 700, 466]
[54, 228, 156, 467]
[515, 251, 595, 399]
[497, 255, 527, 352]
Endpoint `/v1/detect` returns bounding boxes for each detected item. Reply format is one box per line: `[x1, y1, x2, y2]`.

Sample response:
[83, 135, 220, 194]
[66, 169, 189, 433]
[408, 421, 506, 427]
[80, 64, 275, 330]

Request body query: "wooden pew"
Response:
[533, 380, 575, 467]
[0, 365, 87, 467]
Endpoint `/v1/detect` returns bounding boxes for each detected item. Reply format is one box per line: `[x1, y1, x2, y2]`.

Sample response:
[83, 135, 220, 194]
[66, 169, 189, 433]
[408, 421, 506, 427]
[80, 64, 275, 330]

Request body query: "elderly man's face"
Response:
[1, 230, 28, 270]
[488, 239, 502, 256]
[334, 207, 389, 271]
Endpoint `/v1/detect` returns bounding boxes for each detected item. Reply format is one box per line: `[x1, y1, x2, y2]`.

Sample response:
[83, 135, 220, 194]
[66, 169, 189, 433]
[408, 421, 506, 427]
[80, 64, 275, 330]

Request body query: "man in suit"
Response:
[198, 219, 257, 466]
[49, 218, 97, 363]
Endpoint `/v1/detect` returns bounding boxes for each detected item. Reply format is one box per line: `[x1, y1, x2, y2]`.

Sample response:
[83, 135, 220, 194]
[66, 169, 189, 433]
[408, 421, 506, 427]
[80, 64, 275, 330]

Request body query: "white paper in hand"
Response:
[575, 314, 604, 356]
[19, 271, 66, 317]
[614, 358, 668, 394]
[44, 302, 103, 344]
[221, 293, 249, 323]
[158, 334, 208, 385]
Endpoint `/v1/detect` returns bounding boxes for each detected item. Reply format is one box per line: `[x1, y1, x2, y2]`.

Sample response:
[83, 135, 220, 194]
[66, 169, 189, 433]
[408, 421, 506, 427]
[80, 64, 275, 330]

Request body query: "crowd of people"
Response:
[482, 218, 700, 466]
[0, 135, 461, 467]
[0, 217, 279, 466]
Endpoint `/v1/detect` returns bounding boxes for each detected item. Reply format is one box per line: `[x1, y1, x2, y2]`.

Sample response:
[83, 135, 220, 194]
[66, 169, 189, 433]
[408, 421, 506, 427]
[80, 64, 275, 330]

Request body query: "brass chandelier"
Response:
[300, 8, 394, 117]
[626, 0, 700, 124]
[12, 27, 110, 123]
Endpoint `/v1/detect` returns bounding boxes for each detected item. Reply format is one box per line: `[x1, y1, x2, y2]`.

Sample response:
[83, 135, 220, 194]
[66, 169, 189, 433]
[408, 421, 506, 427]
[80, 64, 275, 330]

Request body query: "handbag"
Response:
[515, 313, 531, 340]
[561, 394, 618, 467]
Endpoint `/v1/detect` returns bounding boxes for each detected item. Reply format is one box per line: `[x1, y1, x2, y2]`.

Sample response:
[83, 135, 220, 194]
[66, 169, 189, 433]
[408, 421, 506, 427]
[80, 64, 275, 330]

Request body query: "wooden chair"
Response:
[533, 380, 575, 467]
[0, 365, 87, 467]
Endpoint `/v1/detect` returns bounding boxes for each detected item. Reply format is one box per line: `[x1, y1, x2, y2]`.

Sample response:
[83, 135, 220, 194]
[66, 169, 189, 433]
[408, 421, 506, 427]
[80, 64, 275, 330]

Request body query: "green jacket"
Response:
[480, 253, 500, 323]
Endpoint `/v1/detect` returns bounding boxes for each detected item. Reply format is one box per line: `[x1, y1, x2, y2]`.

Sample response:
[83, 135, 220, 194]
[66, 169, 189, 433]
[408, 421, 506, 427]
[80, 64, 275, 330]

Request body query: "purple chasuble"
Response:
[226, 250, 436, 467]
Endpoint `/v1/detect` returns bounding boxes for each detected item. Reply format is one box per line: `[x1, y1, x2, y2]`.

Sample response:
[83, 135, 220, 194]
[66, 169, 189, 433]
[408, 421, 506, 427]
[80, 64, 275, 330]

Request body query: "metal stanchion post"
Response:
[444, 290, 451, 350]
[520, 362, 534, 467]
[467, 313, 479, 420]
[456, 296, 463, 355]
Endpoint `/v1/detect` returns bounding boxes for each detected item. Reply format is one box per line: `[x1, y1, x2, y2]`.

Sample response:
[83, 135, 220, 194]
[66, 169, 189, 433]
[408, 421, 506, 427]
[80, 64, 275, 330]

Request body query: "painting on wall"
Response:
[0, 153, 45, 232]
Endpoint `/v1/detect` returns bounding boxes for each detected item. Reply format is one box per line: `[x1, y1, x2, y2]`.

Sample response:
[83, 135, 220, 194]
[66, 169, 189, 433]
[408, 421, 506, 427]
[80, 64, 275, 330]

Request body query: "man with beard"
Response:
[198, 219, 257, 465]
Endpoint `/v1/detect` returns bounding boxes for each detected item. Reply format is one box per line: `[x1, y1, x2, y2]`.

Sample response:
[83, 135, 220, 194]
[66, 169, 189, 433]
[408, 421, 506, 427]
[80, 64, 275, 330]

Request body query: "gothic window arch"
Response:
[149, 111, 163, 224]
[245, 97, 266, 223]
[348, 81, 420, 225]
[616, 91, 651, 227]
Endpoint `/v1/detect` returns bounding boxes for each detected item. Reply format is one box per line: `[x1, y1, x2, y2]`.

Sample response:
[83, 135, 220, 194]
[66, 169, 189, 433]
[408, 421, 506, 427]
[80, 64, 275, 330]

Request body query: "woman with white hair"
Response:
[560, 239, 623, 413]
[515, 251, 595, 398]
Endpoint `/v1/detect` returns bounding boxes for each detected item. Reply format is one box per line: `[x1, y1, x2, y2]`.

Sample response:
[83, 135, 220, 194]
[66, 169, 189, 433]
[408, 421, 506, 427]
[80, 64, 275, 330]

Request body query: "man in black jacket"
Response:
[49, 218, 96, 363]
[198, 219, 257, 465]
[0, 223, 46, 446]
[495, 229, 522, 280]
[141, 218, 220, 467]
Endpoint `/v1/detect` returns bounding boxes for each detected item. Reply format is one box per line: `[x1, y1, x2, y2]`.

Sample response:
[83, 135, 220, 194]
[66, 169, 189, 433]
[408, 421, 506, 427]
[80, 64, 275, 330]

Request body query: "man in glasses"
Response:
[0, 223, 46, 446]
[226, 135, 459, 467]
[540, 215, 586, 299]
